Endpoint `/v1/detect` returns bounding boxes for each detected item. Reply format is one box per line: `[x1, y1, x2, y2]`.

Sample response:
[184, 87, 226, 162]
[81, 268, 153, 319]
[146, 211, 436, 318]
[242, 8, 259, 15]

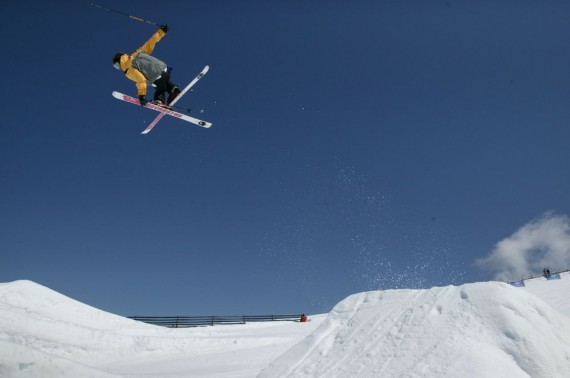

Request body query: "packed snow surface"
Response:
[1, 273, 570, 377]
[0, 280, 323, 377]
[260, 276, 570, 377]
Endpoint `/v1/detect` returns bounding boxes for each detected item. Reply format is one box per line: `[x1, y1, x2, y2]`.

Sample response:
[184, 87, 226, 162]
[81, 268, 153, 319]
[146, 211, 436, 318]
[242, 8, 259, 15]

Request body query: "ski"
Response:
[142, 65, 210, 134]
[112, 65, 211, 133]
[112, 92, 212, 129]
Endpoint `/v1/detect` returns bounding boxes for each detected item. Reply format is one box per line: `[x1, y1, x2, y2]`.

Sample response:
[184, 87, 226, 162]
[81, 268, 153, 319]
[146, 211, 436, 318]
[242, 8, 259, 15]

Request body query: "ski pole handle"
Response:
[91, 3, 161, 27]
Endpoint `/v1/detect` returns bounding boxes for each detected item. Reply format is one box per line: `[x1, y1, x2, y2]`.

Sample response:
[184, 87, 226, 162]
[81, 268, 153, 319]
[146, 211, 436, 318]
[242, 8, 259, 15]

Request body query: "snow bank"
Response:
[0, 280, 323, 377]
[0, 280, 142, 377]
[259, 282, 570, 378]
[2, 275, 570, 377]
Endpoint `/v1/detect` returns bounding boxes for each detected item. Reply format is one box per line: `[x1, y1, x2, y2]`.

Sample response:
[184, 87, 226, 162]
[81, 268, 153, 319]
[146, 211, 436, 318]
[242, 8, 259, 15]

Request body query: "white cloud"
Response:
[476, 212, 570, 281]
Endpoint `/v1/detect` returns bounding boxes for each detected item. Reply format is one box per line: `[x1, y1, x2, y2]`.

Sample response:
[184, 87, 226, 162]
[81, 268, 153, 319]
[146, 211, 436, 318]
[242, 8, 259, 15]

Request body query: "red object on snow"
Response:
[300, 314, 307, 322]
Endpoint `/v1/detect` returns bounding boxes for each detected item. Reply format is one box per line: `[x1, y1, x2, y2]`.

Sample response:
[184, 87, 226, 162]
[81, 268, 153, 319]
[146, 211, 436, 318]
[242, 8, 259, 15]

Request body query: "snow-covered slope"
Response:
[1, 274, 570, 377]
[260, 274, 570, 378]
[0, 280, 324, 377]
[523, 271, 570, 317]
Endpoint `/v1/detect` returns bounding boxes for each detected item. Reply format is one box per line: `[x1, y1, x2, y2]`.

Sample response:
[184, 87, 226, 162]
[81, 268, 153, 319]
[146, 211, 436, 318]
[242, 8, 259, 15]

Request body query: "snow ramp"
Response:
[259, 282, 570, 378]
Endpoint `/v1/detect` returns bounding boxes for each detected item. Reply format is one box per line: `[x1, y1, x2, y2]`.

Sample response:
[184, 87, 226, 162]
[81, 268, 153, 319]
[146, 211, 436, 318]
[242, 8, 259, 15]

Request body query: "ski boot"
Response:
[152, 96, 170, 109]
[167, 86, 181, 106]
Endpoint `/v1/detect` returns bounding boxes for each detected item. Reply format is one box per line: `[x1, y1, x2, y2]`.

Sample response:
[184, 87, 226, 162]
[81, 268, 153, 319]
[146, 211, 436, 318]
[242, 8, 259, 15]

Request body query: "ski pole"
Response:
[91, 3, 161, 27]
[167, 104, 192, 113]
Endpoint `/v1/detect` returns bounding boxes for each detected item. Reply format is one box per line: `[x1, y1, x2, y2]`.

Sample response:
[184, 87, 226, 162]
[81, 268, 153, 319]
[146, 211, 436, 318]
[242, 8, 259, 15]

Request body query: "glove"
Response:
[160, 24, 169, 33]
[139, 95, 148, 106]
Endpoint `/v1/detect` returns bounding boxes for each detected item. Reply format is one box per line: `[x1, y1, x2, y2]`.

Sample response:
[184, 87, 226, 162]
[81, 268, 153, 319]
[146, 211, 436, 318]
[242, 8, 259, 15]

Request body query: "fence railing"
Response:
[128, 314, 304, 328]
[509, 269, 569, 283]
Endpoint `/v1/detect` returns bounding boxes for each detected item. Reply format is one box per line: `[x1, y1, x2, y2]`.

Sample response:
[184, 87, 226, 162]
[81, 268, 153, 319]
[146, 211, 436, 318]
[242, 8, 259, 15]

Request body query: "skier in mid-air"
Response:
[112, 24, 181, 107]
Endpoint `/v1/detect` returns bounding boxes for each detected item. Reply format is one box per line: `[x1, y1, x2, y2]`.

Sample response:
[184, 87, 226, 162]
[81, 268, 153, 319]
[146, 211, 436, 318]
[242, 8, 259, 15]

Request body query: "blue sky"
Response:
[2, 0, 570, 316]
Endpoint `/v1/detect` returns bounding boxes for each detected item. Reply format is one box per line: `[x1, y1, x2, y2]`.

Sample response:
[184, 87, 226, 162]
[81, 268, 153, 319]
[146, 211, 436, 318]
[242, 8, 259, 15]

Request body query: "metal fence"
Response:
[128, 314, 304, 328]
[510, 269, 569, 283]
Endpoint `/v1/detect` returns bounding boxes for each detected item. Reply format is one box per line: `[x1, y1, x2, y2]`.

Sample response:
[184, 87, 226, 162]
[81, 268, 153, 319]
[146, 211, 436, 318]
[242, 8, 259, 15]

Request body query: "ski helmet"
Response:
[112, 52, 125, 65]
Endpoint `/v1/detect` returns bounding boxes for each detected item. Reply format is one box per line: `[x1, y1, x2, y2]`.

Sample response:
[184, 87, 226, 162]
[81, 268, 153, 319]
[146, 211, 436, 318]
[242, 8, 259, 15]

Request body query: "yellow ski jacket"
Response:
[117, 29, 167, 96]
